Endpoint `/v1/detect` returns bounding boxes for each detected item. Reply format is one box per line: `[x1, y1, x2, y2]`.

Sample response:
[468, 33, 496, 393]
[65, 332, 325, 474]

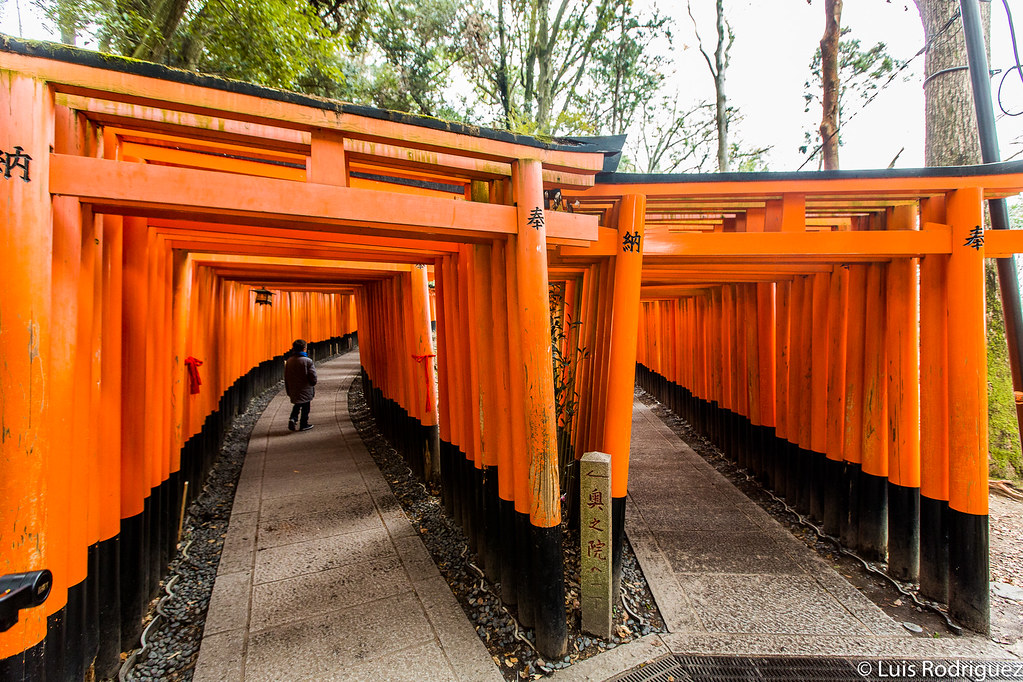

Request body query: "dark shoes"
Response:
[299, 424, 314, 431]
[288, 420, 297, 431]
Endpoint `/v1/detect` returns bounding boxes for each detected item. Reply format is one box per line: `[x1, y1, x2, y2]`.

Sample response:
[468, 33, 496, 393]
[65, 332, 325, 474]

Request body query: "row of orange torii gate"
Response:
[4, 39, 1023, 677]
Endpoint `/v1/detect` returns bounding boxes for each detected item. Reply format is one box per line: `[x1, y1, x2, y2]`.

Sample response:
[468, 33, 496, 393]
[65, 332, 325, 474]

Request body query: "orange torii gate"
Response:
[0, 38, 614, 675]
[559, 171, 1023, 637]
[5, 36, 1023, 681]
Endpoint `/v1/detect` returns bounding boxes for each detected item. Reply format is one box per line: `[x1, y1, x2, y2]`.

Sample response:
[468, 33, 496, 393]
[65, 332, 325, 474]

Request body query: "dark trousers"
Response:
[290, 401, 311, 427]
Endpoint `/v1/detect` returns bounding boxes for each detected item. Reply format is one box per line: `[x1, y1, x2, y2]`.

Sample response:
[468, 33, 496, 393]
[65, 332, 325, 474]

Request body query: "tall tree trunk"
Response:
[713, 0, 729, 172]
[914, 0, 983, 166]
[497, 0, 513, 129]
[819, 0, 841, 170]
[915, 0, 1021, 476]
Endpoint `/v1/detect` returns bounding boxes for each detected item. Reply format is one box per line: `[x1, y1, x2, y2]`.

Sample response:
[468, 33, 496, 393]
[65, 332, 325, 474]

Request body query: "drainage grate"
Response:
[611, 656, 1023, 682]
[611, 655, 694, 682]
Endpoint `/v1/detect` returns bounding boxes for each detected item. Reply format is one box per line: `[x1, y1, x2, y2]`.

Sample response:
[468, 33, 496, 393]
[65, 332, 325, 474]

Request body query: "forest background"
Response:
[3, 0, 1023, 478]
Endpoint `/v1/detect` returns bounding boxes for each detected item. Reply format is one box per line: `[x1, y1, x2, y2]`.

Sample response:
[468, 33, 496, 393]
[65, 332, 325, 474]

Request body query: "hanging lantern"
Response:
[252, 286, 274, 306]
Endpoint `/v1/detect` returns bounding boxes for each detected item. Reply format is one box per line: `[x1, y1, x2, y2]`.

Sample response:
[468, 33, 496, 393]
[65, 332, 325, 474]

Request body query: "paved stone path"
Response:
[549, 399, 1014, 681]
[195, 353, 1012, 682]
[193, 352, 501, 682]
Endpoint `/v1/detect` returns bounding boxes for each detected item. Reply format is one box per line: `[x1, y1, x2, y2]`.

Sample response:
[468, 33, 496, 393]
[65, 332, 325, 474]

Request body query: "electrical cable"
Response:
[997, 0, 1023, 116]
[621, 595, 645, 625]
[462, 544, 538, 653]
[797, 7, 962, 170]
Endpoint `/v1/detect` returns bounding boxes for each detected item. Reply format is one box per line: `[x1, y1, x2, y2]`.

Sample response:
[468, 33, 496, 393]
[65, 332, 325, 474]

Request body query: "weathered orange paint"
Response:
[811, 271, 830, 453]
[861, 263, 888, 478]
[843, 264, 867, 466]
[512, 159, 560, 528]
[919, 195, 950, 503]
[603, 194, 646, 498]
[0, 71, 55, 657]
[774, 282, 791, 441]
[886, 257, 921, 488]
[946, 188, 988, 516]
[825, 266, 848, 462]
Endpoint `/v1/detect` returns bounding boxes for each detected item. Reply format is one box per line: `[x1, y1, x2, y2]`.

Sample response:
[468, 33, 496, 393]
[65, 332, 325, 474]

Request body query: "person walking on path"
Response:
[284, 338, 317, 431]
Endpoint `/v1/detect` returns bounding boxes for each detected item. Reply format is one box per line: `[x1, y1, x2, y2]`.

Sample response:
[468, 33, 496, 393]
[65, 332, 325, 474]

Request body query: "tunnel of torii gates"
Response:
[6, 38, 1023, 677]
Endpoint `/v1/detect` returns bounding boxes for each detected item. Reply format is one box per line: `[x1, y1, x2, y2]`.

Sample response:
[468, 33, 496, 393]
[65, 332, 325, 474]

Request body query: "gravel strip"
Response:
[347, 376, 666, 680]
[117, 382, 280, 682]
[635, 384, 1023, 653]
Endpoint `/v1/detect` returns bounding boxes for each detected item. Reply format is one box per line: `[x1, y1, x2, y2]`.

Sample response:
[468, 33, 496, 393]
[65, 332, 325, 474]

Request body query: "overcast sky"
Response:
[3, 0, 1022, 172]
[672, 0, 1023, 171]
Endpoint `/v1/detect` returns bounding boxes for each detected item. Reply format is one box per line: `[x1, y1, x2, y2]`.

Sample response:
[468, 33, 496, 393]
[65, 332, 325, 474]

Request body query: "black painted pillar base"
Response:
[66, 577, 87, 680]
[499, 499, 517, 606]
[949, 508, 990, 635]
[0, 637, 46, 682]
[119, 512, 146, 647]
[822, 457, 843, 537]
[920, 494, 950, 603]
[96, 535, 122, 679]
[85, 543, 100, 675]
[44, 607, 66, 682]
[611, 496, 626, 604]
[451, 447, 463, 528]
[531, 524, 567, 660]
[424, 424, 441, 484]
[808, 450, 827, 523]
[888, 482, 920, 582]
[440, 440, 454, 517]
[473, 466, 485, 565]
[483, 469, 501, 584]
[773, 435, 788, 500]
[461, 458, 474, 546]
[857, 469, 888, 562]
[784, 441, 800, 507]
[797, 448, 814, 516]
[840, 462, 860, 549]
[514, 511, 535, 628]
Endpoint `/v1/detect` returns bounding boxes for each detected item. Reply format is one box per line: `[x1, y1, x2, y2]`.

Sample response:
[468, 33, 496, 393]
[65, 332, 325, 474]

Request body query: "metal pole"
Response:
[960, 0, 1023, 444]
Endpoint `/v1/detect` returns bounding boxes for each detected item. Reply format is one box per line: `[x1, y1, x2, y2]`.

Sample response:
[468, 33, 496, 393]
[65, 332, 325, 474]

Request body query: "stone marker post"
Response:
[580, 451, 612, 639]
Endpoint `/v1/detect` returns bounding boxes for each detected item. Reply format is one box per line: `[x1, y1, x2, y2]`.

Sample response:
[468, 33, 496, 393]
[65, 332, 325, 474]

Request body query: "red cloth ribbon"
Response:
[185, 356, 203, 395]
[411, 353, 437, 414]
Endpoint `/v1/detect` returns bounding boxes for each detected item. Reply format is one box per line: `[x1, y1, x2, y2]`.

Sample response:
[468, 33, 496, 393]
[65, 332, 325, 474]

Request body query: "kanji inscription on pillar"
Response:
[580, 451, 612, 639]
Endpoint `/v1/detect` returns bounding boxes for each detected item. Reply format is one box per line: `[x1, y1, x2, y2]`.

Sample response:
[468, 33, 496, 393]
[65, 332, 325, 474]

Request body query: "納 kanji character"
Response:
[622, 230, 641, 253]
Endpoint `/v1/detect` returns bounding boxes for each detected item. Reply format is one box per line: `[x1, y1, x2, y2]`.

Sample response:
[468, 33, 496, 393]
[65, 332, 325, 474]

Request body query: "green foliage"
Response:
[799, 28, 905, 159]
[549, 283, 587, 516]
[461, 0, 638, 135]
[576, 2, 670, 136]
[167, 0, 350, 89]
[36, 0, 371, 98]
[986, 260, 1023, 480]
[631, 98, 769, 173]
[988, 202, 1023, 482]
[367, 0, 463, 117]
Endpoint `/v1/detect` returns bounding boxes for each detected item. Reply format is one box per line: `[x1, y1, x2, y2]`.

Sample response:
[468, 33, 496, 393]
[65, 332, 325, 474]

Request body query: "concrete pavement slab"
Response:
[192, 628, 246, 682]
[249, 554, 409, 632]
[202, 571, 253, 637]
[252, 524, 397, 584]
[194, 352, 503, 682]
[626, 395, 1008, 665]
[243, 592, 434, 681]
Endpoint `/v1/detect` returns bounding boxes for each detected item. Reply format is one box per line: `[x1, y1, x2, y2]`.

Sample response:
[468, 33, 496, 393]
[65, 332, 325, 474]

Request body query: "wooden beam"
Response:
[641, 224, 951, 258]
[50, 154, 598, 242]
[8, 53, 603, 171]
[570, 174, 1023, 199]
[981, 229, 1023, 258]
